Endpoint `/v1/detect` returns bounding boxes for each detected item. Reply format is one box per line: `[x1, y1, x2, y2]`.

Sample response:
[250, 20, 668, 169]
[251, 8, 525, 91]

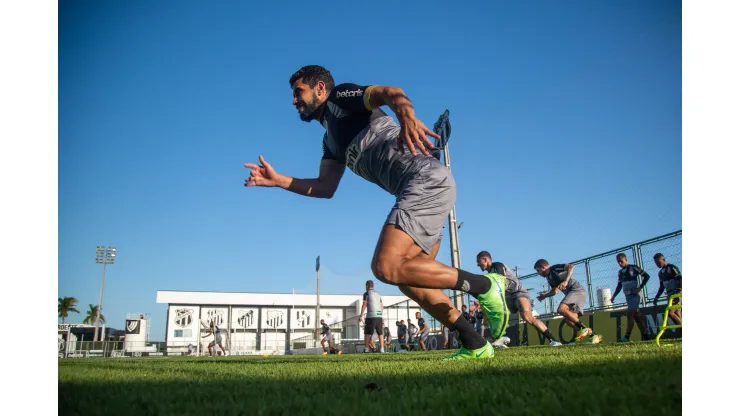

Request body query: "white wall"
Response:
[261, 308, 287, 330]
[232, 307, 259, 330]
[167, 305, 200, 347]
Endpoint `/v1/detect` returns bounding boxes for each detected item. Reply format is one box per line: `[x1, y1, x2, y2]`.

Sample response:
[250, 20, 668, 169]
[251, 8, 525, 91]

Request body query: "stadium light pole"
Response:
[94, 245, 116, 342]
[433, 110, 463, 310]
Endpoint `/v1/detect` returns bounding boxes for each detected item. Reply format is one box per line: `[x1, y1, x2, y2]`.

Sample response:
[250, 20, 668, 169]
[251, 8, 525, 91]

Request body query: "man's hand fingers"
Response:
[258, 155, 274, 171]
[405, 135, 417, 156]
[244, 163, 260, 170]
[424, 126, 441, 140]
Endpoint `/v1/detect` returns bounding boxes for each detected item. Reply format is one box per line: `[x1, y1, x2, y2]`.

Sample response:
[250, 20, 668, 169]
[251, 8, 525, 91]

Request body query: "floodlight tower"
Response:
[94, 245, 116, 342]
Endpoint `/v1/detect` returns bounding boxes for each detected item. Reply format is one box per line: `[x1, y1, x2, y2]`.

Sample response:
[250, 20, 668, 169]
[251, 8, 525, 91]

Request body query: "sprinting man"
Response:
[245, 65, 520, 359]
[320, 319, 339, 355]
[203, 321, 226, 356]
[653, 253, 682, 325]
[477, 252, 560, 346]
[534, 260, 602, 344]
[610, 253, 651, 342]
[360, 280, 384, 353]
[415, 311, 429, 351]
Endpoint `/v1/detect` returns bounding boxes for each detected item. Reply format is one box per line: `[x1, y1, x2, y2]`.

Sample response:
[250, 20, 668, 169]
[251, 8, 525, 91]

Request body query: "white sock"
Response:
[380, 346, 385, 352]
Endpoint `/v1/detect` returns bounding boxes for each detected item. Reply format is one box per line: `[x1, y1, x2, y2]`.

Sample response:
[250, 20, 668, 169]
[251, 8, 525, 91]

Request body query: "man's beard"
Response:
[298, 95, 321, 122]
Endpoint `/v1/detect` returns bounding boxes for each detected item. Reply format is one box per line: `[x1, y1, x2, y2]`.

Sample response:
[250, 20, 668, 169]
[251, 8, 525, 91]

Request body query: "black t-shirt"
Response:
[546, 264, 584, 293]
[320, 83, 386, 166]
[397, 324, 407, 338]
[417, 317, 427, 332]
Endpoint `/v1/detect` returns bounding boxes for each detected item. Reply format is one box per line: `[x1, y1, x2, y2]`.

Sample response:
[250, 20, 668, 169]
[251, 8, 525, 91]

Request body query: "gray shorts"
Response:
[626, 294, 641, 310]
[210, 335, 223, 346]
[417, 330, 429, 341]
[560, 289, 587, 316]
[506, 285, 530, 314]
[385, 158, 456, 254]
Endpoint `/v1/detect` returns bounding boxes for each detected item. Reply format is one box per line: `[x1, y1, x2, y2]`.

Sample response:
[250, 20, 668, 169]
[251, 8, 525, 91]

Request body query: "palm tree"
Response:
[83, 304, 105, 325]
[58, 297, 80, 324]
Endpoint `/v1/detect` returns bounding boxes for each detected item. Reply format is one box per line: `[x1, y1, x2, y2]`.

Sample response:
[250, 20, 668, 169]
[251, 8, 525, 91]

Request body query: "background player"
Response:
[653, 253, 682, 325]
[359, 280, 385, 353]
[202, 321, 226, 356]
[415, 311, 429, 351]
[477, 251, 560, 346]
[610, 253, 651, 342]
[320, 319, 339, 355]
[535, 259, 602, 344]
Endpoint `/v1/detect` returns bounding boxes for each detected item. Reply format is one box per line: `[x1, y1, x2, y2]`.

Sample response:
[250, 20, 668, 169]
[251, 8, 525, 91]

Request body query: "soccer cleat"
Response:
[444, 342, 495, 360]
[337, 351, 342, 355]
[549, 340, 563, 347]
[617, 337, 630, 343]
[322, 351, 328, 355]
[475, 274, 510, 341]
[590, 334, 603, 344]
[492, 336, 511, 347]
[575, 327, 593, 341]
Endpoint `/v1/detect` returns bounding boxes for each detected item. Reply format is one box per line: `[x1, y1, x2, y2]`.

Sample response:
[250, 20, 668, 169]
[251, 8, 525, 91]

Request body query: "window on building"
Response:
[174, 329, 192, 338]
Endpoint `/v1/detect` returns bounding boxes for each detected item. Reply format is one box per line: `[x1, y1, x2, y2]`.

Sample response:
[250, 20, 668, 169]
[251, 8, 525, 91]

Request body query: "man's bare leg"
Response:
[669, 298, 682, 324]
[557, 303, 591, 340]
[517, 297, 559, 344]
[387, 239, 488, 352]
[371, 225, 490, 294]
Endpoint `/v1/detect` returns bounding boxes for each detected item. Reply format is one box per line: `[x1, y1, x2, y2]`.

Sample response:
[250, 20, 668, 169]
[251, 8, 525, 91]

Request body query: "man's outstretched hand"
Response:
[244, 155, 282, 187]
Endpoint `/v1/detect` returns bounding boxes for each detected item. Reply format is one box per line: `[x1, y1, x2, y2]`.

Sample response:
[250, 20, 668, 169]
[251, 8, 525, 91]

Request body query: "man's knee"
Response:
[371, 256, 402, 285]
[557, 304, 569, 315]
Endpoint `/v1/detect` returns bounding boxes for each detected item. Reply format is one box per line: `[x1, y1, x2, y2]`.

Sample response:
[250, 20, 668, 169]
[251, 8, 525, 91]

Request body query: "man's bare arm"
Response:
[277, 159, 346, 199]
[364, 85, 415, 118]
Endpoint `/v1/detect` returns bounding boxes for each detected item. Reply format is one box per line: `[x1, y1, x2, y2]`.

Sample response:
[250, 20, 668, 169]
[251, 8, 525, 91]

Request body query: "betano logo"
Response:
[336, 88, 363, 98]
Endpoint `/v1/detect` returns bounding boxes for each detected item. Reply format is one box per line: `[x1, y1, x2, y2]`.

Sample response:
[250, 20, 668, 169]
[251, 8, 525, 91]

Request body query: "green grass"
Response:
[59, 342, 681, 416]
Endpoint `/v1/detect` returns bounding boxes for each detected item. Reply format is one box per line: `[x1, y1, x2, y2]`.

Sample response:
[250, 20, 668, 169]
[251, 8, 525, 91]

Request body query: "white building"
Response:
[155, 290, 421, 355]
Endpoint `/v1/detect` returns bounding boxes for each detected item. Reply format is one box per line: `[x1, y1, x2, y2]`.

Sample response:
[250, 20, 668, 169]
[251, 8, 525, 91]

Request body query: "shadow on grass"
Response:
[59, 352, 681, 416]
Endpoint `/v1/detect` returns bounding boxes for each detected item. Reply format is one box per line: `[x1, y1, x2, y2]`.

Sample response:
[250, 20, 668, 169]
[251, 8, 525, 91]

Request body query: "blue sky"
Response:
[58, 0, 681, 339]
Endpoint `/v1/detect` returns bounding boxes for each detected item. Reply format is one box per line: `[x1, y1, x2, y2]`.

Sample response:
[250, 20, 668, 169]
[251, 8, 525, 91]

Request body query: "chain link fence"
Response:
[519, 230, 681, 317]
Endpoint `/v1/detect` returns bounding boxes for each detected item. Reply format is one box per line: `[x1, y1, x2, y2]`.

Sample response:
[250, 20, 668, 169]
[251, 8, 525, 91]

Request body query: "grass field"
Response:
[59, 341, 681, 416]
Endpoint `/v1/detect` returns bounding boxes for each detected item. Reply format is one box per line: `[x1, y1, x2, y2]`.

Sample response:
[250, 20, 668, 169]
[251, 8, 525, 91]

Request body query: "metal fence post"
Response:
[585, 260, 594, 312]
[633, 244, 648, 308]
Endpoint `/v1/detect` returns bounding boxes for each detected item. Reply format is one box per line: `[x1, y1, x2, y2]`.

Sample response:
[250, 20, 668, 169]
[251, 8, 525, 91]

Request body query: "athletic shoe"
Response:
[549, 340, 563, 347]
[443, 342, 495, 360]
[492, 344, 508, 349]
[492, 336, 511, 347]
[322, 351, 328, 355]
[575, 327, 593, 341]
[590, 334, 603, 344]
[617, 337, 630, 343]
[475, 274, 509, 340]
[337, 351, 342, 355]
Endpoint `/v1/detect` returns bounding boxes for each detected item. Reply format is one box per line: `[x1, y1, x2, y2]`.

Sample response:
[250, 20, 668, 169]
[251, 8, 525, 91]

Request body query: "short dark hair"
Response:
[476, 251, 491, 260]
[534, 259, 549, 270]
[616, 253, 627, 261]
[366, 280, 374, 288]
[653, 253, 665, 260]
[289, 65, 335, 91]
[461, 305, 467, 309]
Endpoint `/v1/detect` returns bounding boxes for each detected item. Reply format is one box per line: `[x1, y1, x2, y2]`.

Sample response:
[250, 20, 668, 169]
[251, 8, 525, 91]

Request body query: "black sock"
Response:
[577, 322, 587, 330]
[452, 314, 486, 350]
[624, 331, 631, 339]
[543, 329, 556, 342]
[454, 269, 492, 295]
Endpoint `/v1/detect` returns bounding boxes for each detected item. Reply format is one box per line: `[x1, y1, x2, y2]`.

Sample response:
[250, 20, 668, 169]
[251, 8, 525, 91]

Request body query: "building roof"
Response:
[155, 290, 418, 308]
